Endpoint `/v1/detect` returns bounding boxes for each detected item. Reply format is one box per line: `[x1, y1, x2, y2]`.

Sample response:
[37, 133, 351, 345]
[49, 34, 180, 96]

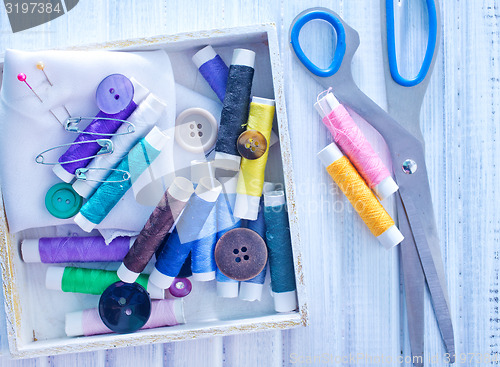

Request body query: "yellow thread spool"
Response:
[234, 97, 275, 220]
[318, 142, 403, 249]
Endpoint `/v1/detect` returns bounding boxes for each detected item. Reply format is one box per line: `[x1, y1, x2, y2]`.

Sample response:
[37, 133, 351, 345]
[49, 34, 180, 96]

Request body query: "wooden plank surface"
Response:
[0, 0, 498, 366]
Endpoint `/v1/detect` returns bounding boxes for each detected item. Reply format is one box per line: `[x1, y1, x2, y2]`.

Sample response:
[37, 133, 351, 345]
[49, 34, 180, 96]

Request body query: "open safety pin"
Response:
[35, 139, 113, 165]
[75, 167, 131, 183]
[64, 117, 136, 136]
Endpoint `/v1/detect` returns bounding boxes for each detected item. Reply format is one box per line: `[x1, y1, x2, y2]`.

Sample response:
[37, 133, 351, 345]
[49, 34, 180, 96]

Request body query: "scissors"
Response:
[289, 1, 454, 365]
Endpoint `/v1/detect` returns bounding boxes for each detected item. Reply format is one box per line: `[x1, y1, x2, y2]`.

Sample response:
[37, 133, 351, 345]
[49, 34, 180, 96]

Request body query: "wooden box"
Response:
[0, 23, 307, 358]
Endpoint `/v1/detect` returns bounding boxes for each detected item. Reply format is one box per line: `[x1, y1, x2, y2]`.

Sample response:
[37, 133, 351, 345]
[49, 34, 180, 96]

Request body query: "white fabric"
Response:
[0, 49, 176, 233]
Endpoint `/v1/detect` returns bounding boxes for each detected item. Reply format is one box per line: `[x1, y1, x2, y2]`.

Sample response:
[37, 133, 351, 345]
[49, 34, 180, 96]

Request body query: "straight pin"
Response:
[17, 73, 42, 102]
[36, 61, 53, 86]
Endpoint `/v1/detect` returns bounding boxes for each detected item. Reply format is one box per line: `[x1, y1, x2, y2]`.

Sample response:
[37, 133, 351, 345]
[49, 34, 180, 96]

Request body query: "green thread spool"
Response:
[45, 266, 165, 299]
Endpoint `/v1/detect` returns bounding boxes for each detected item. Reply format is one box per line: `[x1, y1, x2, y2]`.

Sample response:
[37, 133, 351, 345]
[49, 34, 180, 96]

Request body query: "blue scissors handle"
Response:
[386, 0, 438, 87]
[289, 9, 347, 77]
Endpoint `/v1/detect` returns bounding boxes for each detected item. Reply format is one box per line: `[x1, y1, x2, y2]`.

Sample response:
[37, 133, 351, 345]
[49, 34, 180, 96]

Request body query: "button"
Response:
[95, 74, 134, 114]
[237, 130, 267, 160]
[215, 228, 267, 281]
[168, 278, 192, 298]
[175, 108, 218, 154]
[45, 183, 83, 219]
[98, 281, 151, 334]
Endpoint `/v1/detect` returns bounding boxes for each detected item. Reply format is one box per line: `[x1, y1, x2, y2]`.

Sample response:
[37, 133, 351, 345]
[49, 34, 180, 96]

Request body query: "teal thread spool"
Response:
[263, 190, 298, 312]
[74, 127, 168, 232]
[45, 266, 165, 299]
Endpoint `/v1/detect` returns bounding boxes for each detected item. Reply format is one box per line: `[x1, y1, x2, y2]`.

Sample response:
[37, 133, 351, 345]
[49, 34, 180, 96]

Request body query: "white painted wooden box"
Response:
[0, 23, 307, 358]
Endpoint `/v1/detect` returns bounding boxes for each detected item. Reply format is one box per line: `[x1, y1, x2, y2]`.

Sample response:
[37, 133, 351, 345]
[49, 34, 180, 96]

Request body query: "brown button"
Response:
[237, 130, 267, 160]
[215, 228, 267, 281]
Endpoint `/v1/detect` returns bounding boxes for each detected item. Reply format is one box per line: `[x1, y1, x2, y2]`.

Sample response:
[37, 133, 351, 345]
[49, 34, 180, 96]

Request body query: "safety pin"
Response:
[75, 167, 131, 183]
[35, 139, 114, 165]
[64, 117, 136, 136]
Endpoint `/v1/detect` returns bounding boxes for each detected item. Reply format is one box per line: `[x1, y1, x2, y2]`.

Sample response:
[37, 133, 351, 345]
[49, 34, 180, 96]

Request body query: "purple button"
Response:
[95, 74, 134, 114]
[168, 278, 192, 298]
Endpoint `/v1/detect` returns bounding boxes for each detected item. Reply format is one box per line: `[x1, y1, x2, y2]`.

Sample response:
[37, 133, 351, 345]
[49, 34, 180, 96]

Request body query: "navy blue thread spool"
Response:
[239, 196, 268, 302]
[215, 176, 241, 298]
[53, 76, 149, 183]
[192, 45, 229, 103]
[263, 190, 298, 312]
[149, 177, 222, 289]
[214, 48, 255, 171]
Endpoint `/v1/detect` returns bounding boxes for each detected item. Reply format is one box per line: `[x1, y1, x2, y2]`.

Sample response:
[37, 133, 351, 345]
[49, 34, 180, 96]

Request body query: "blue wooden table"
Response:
[0, 0, 498, 366]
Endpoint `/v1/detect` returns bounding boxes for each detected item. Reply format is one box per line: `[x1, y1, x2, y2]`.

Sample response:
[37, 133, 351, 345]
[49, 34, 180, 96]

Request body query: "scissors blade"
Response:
[397, 181, 455, 361]
[397, 193, 425, 367]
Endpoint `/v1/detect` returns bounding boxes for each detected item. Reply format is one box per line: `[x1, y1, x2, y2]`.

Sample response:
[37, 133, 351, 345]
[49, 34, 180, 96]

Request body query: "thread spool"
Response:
[65, 299, 184, 337]
[117, 177, 195, 283]
[21, 236, 134, 263]
[234, 97, 275, 220]
[190, 163, 218, 281]
[263, 190, 298, 312]
[239, 197, 267, 302]
[53, 76, 149, 183]
[192, 45, 229, 103]
[214, 48, 255, 171]
[215, 176, 241, 298]
[73, 93, 166, 198]
[317, 143, 404, 249]
[45, 267, 164, 299]
[150, 177, 222, 289]
[315, 92, 398, 200]
[74, 127, 168, 232]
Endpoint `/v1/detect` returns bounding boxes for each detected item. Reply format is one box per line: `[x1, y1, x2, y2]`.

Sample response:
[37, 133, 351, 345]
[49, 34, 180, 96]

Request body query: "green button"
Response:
[45, 183, 83, 219]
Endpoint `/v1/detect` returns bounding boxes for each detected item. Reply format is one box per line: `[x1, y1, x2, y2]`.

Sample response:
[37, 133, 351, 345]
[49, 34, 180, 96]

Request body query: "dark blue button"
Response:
[98, 281, 151, 334]
[95, 74, 134, 114]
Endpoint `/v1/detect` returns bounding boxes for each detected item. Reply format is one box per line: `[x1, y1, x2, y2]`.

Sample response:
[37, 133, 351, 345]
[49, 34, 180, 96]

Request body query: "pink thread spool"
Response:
[65, 299, 184, 337]
[314, 92, 398, 201]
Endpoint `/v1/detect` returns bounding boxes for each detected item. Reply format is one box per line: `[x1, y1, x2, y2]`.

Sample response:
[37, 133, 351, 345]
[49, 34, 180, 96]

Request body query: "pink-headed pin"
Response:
[17, 73, 42, 102]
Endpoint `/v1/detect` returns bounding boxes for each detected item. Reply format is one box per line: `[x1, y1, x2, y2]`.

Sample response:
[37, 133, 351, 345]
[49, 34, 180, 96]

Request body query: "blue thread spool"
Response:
[214, 176, 241, 298]
[74, 127, 168, 232]
[239, 197, 268, 302]
[149, 177, 222, 289]
[192, 45, 229, 103]
[214, 49, 255, 171]
[263, 190, 298, 312]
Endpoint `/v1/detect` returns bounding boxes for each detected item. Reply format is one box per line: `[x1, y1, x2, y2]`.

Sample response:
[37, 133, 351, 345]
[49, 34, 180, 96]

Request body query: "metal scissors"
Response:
[289, 1, 454, 365]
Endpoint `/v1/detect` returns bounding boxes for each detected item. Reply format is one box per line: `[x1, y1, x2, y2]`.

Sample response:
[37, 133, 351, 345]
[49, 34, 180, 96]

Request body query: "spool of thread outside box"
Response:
[315, 92, 398, 201]
[317, 142, 404, 249]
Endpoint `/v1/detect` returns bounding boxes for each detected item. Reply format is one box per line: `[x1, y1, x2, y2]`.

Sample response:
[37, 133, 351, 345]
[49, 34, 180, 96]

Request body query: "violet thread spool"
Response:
[315, 91, 398, 200]
[21, 236, 134, 263]
[65, 299, 184, 337]
[263, 190, 298, 312]
[53, 75, 149, 183]
[117, 177, 195, 283]
[149, 177, 222, 289]
[192, 45, 229, 103]
[73, 93, 166, 198]
[215, 176, 241, 298]
[214, 48, 255, 171]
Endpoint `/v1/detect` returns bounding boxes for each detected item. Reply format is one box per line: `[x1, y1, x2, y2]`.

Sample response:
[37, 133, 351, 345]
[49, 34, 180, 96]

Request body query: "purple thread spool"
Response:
[192, 45, 229, 103]
[53, 75, 149, 183]
[21, 236, 133, 263]
[168, 278, 192, 298]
